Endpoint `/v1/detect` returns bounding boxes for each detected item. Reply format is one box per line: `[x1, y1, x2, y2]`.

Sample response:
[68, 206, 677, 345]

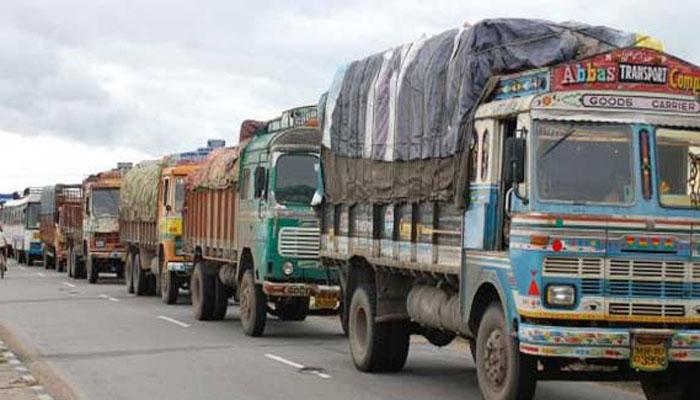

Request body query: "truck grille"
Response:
[278, 227, 320, 259]
[543, 257, 603, 277]
[609, 302, 686, 318]
[609, 259, 686, 281]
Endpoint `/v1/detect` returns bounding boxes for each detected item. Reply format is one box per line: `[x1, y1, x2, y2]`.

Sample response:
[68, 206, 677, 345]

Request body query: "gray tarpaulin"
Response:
[321, 18, 638, 206]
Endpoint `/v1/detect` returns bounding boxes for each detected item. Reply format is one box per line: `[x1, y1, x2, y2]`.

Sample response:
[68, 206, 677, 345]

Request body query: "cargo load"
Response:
[186, 147, 241, 191]
[320, 18, 641, 205]
[119, 161, 163, 223]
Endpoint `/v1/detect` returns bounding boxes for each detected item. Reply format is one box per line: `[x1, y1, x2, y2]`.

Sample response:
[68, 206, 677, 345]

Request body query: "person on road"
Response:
[0, 225, 8, 279]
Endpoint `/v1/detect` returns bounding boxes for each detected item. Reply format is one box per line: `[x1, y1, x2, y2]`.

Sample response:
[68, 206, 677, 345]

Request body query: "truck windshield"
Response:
[174, 178, 185, 213]
[535, 121, 634, 205]
[657, 128, 700, 208]
[92, 189, 120, 217]
[26, 203, 40, 229]
[275, 154, 319, 205]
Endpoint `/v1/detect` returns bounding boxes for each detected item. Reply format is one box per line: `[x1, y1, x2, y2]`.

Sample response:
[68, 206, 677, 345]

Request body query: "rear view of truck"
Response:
[40, 184, 82, 272]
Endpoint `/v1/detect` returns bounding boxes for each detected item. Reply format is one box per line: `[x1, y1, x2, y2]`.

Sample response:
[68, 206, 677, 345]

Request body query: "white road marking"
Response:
[157, 315, 190, 328]
[264, 353, 331, 379]
[98, 294, 120, 302]
[62, 282, 76, 288]
[35, 272, 46, 277]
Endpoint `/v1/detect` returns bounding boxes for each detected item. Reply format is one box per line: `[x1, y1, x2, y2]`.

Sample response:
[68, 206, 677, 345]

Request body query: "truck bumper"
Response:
[91, 251, 125, 260]
[167, 262, 192, 273]
[263, 281, 341, 309]
[519, 323, 700, 362]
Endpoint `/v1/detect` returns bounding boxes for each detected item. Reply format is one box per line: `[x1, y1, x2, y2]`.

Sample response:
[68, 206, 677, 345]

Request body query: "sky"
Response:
[0, 0, 698, 193]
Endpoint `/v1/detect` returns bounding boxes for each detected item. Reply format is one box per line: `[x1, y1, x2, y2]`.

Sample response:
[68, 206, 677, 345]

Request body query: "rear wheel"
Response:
[348, 284, 410, 372]
[475, 304, 537, 400]
[133, 253, 148, 295]
[239, 269, 266, 337]
[86, 256, 98, 284]
[191, 261, 215, 320]
[161, 269, 179, 305]
[43, 251, 50, 269]
[212, 274, 230, 320]
[275, 297, 309, 321]
[125, 253, 134, 294]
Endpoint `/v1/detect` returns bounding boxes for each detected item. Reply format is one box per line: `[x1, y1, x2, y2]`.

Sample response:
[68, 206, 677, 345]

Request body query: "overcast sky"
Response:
[0, 0, 698, 193]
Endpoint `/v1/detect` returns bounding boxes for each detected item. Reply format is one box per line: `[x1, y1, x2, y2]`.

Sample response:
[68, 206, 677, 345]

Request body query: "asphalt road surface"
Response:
[0, 259, 644, 400]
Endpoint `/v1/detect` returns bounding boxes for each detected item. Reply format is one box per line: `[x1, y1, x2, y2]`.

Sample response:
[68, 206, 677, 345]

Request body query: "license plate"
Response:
[314, 293, 339, 309]
[630, 335, 669, 372]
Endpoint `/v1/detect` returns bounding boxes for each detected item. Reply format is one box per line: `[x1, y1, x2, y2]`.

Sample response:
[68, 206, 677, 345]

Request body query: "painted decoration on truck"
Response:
[493, 69, 550, 100]
[552, 47, 700, 96]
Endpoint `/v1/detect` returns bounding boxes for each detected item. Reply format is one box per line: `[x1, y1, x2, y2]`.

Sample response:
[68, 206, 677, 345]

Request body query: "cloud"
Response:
[0, 0, 697, 192]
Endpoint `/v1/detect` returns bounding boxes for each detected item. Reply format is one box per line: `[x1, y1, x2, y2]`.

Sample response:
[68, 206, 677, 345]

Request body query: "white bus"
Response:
[0, 188, 43, 265]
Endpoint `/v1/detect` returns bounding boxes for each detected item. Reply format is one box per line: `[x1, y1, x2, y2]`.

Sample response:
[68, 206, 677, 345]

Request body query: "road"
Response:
[0, 259, 644, 400]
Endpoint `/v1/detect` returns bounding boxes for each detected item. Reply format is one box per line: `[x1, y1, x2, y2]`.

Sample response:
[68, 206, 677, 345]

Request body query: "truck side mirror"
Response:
[504, 137, 525, 185]
[254, 166, 267, 199]
[504, 137, 528, 205]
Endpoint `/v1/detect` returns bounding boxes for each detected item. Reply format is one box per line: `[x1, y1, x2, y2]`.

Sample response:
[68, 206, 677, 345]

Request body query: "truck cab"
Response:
[466, 47, 700, 397]
[238, 106, 340, 324]
[82, 170, 126, 283]
[158, 163, 199, 302]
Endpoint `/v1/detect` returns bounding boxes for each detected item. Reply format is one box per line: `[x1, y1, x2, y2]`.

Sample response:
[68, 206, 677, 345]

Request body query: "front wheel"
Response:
[475, 304, 537, 400]
[239, 270, 266, 337]
[191, 261, 215, 320]
[348, 284, 410, 372]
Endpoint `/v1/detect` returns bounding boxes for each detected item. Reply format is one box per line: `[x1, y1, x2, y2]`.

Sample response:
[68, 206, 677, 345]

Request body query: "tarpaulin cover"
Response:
[188, 147, 240, 190]
[321, 18, 639, 205]
[119, 161, 162, 223]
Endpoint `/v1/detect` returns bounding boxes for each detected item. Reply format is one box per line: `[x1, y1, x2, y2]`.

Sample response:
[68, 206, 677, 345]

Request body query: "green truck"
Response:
[183, 106, 341, 336]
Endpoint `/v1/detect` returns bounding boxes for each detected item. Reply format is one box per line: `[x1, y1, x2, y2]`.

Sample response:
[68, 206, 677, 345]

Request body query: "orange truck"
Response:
[67, 166, 128, 282]
[120, 159, 202, 303]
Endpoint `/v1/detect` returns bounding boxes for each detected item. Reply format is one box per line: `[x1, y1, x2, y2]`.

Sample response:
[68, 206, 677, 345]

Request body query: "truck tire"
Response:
[239, 269, 267, 337]
[212, 275, 229, 320]
[161, 269, 179, 305]
[133, 253, 149, 296]
[87, 256, 98, 284]
[475, 304, 536, 400]
[191, 261, 216, 320]
[125, 253, 134, 294]
[349, 284, 410, 372]
[43, 251, 50, 269]
[275, 297, 309, 321]
[640, 364, 700, 400]
[67, 247, 74, 278]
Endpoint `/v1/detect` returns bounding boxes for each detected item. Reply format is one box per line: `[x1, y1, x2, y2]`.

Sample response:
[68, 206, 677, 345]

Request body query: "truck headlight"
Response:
[546, 285, 576, 307]
[282, 261, 294, 276]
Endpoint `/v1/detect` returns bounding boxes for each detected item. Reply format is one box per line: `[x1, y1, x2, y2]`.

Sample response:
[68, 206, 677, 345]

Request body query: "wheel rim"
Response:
[353, 305, 369, 352]
[483, 328, 507, 389]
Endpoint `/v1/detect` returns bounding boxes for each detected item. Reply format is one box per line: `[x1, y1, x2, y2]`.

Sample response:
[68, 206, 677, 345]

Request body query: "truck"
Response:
[67, 166, 128, 282]
[0, 188, 43, 265]
[318, 19, 700, 400]
[39, 184, 82, 271]
[183, 106, 341, 336]
[120, 159, 202, 303]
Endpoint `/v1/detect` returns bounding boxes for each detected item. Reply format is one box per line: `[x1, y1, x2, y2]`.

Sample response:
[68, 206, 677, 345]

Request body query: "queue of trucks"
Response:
[1, 18, 699, 400]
